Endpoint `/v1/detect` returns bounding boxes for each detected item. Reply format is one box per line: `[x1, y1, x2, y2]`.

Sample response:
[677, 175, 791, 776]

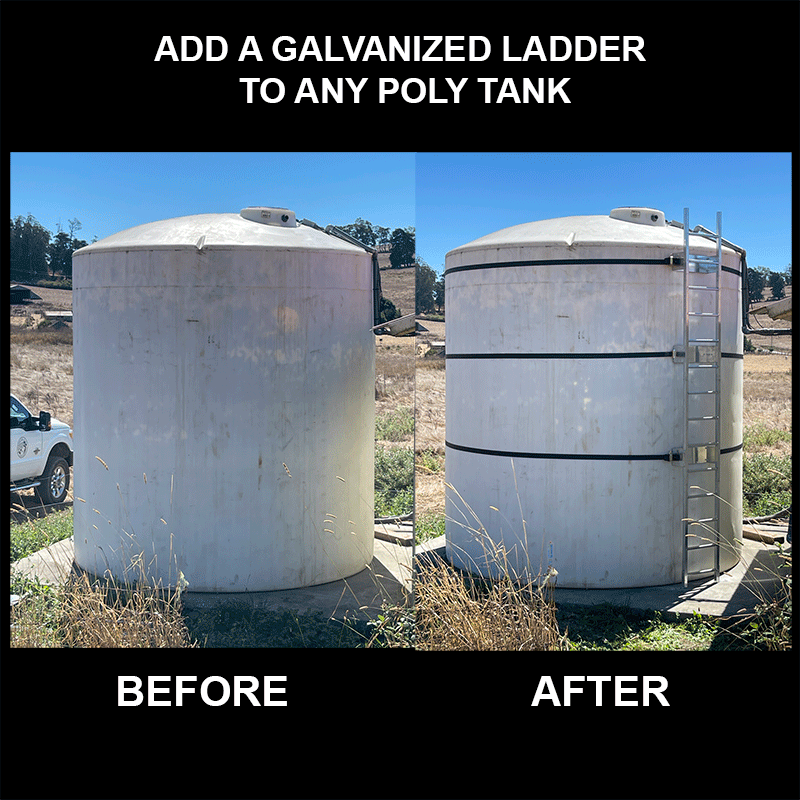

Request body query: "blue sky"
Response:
[415, 152, 792, 275]
[9, 152, 415, 243]
[9, 152, 791, 277]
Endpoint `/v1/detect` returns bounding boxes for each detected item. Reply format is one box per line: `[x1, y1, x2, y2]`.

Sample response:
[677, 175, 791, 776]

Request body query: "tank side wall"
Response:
[445, 242, 742, 588]
[73, 246, 374, 591]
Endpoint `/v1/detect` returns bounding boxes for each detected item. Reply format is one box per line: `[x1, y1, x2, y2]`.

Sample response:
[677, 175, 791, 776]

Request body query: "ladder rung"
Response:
[688, 493, 714, 499]
[688, 312, 720, 317]
[688, 415, 720, 421]
[687, 464, 718, 472]
[688, 390, 718, 395]
[688, 338, 720, 344]
[686, 546, 718, 555]
[685, 568, 718, 578]
[687, 285, 719, 291]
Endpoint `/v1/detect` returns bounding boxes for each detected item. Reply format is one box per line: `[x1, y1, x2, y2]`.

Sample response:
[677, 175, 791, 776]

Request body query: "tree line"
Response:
[8, 213, 417, 288]
[337, 217, 442, 315]
[10, 210, 437, 316]
[747, 264, 791, 304]
[336, 217, 415, 270]
[9, 215, 92, 285]
[13, 212, 787, 318]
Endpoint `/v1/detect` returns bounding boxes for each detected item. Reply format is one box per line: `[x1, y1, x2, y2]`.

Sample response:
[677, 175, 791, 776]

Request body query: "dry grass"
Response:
[378, 263, 415, 319]
[10, 321, 75, 428]
[374, 262, 416, 416]
[375, 335, 414, 412]
[10, 568, 196, 648]
[58, 572, 195, 648]
[745, 312, 792, 356]
[414, 545, 567, 650]
[414, 365, 446, 518]
[413, 318, 447, 518]
[742, 353, 792, 460]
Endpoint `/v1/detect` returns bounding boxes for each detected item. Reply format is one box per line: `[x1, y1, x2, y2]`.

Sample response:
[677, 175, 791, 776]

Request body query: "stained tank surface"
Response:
[72, 207, 375, 592]
[444, 207, 743, 588]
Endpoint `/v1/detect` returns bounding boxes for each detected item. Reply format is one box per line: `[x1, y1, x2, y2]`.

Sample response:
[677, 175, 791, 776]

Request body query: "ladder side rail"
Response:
[682, 209, 691, 586]
[682, 209, 723, 586]
[713, 211, 722, 580]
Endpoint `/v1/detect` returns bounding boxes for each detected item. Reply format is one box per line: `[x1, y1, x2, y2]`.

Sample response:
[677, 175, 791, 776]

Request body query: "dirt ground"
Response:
[413, 319, 446, 517]
[374, 265, 416, 441]
[10, 286, 75, 427]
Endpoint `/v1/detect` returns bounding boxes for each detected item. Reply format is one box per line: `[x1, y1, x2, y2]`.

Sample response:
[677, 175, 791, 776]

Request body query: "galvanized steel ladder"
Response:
[680, 208, 723, 586]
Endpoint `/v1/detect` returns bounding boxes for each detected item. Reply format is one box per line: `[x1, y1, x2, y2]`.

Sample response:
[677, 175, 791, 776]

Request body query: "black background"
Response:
[4, 1, 797, 152]
[3, 1, 798, 798]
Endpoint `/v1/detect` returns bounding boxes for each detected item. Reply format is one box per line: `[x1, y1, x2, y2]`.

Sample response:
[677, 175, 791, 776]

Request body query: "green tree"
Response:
[434, 274, 445, 312]
[339, 217, 377, 247]
[747, 266, 766, 304]
[415, 258, 437, 314]
[47, 219, 86, 279]
[378, 295, 400, 323]
[9, 215, 50, 283]
[768, 270, 786, 300]
[389, 227, 415, 268]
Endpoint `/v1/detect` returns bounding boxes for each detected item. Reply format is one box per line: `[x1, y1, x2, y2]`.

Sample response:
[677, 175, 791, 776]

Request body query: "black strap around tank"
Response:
[446, 440, 744, 462]
[446, 351, 744, 360]
[444, 257, 742, 277]
[444, 255, 744, 462]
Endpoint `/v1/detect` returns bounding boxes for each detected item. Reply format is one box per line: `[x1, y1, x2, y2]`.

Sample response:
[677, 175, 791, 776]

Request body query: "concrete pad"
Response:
[11, 536, 75, 586]
[11, 533, 413, 624]
[374, 519, 414, 546]
[12, 527, 788, 622]
[182, 536, 412, 623]
[416, 533, 790, 619]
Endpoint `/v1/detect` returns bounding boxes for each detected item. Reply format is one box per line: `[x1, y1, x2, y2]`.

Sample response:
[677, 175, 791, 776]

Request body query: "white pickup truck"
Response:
[10, 393, 73, 505]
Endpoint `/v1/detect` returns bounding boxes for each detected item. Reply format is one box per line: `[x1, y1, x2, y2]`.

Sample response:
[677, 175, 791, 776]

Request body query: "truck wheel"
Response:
[35, 456, 70, 505]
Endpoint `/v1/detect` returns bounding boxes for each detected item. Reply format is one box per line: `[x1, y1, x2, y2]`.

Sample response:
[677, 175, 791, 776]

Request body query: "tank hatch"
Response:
[240, 206, 297, 227]
[609, 207, 666, 226]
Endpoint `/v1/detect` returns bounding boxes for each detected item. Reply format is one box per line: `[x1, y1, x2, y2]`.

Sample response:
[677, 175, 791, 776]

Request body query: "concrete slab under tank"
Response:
[11, 520, 788, 621]
[11, 523, 413, 625]
[415, 525, 790, 619]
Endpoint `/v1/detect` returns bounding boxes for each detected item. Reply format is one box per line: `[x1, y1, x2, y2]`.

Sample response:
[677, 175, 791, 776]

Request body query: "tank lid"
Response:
[240, 206, 297, 227]
[609, 207, 666, 226]
[446, 208, 742, 262]
[73, 209, 371, 255]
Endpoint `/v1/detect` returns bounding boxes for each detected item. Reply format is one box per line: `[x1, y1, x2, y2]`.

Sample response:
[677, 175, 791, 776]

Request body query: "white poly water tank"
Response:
[444, 208, 743, 588]
[72, 208, 375, 592]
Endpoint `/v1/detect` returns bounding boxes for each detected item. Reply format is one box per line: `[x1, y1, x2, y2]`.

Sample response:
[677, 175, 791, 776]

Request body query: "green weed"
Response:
[742, 452, 792, 517]
[10, 506, 74, 563]
[375, 405, 414, 441]
[374, 445, 414, 517]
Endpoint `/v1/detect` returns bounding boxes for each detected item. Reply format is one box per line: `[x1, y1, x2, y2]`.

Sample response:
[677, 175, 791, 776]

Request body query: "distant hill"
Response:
[377, 253, 414, 319]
